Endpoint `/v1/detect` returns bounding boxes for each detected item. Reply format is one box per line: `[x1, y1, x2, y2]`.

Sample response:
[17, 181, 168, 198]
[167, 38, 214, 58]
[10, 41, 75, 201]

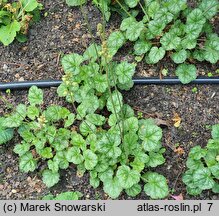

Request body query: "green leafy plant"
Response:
[183, 124, 219, 195]
[0, 0, 43, 45]
[118, 0, 218, 83]
[66, 0, 111, 21]
[42, 191, 82, 200]
[66, 0, 219, 84]
[0, 117, 14, 145]
[1, 86, 78, 187]
[0, 23, 169, 199]
[54, 24, 169, 198]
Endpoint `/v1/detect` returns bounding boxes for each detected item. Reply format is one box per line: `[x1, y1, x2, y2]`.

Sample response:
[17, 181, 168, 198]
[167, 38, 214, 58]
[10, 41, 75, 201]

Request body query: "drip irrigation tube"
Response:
[0, 77, 219, 91]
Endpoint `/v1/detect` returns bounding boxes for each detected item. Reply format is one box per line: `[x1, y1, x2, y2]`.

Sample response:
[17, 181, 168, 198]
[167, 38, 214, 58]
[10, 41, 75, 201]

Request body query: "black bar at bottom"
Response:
[0, 77, 219, 91]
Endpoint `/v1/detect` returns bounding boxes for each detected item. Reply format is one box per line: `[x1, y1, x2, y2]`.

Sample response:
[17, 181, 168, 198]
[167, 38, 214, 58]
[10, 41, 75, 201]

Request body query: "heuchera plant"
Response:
[0, 24, 169, 199]
[56, 24, 169, 199]
[0, 0, 42, 45]
[66, 0, 219, 84]
[183, 124, 219, 195]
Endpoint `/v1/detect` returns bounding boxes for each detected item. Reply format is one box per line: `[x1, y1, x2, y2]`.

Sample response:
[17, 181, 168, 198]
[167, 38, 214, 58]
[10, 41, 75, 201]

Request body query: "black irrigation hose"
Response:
[0, 77, 219, 91]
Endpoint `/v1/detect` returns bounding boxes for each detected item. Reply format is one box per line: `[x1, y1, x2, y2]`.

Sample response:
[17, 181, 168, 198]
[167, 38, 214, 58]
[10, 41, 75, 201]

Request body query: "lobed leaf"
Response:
[175, 64, 197, 84]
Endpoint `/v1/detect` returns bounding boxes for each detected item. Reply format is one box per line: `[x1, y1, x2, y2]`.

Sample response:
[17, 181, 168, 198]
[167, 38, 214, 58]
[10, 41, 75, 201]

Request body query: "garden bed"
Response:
[0, 0, 218, 200]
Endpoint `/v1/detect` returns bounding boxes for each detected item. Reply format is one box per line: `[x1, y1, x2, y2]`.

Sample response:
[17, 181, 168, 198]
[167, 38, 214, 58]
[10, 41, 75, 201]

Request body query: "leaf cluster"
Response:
[66, 0, 219, 84]
[119, 0, 218, 83]
[182, 124, 219, 195]
[0, 0, 43, 45]
[1, 39, 169, 199]
[56, 43, 169, 199]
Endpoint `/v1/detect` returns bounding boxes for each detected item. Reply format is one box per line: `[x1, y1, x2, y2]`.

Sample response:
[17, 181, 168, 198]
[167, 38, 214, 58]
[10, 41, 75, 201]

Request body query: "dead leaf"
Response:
[172, 113, 181, 128]
[154, 118, 169, 127]
[171, 193, 184, 200]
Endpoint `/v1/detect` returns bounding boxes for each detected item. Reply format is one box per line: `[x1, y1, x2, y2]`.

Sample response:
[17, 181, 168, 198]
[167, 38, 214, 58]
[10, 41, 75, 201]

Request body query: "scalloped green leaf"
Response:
[139, 124, 162, 152]
[93, 74, 108, 93]
[188, 146, 207, 160]
[19, 152, 37, 172]
[13, 142, 30, 156]
[199, 0, 218, 19]
[64, 113, 75, 128]
[27, 105, 39, 120]
[42, 169, 60, 188]
[86, 114, 105, 126]
[106, 90, 123, 114]
[28, 86, 43, 105]
[39, 147, 53, 159]
[165, 0, 187, 15]
[124, 117, 139, 133]
[175, 64, 197, 84]
[103, 177, 123, 199]
[210, 164, 219, 179]
[83, 43, 101, 62]
[0, 128, 14, 145]
[84, 150, 98, 170]
[120, 17, 144, 41]
[61, 53, 83, 74]
[143, 172, 169, 199]
[171, 50, 187, 64]
[203, 35, 219, 64]
[187, 8, 206, 26]
[116, 61, 136, 85]
[123, 132, 138, 154]
[146, 152, 165, 167]
[161, 32, 181, 51]
[117, 165, 140, 189]
[148, 20, 166, 37]
[147, 1, 160, 18]
[125, 184, 141, 197]
[66, 147, 84, 164]
[48, 160, 59, 173]
[212, 183, 219, 193]
[134, 40, 152, 55]
[193, 168, 215, 190]
[107, 31, 126, 57]
[146, 47, 166, 64]
[55, 191, 82, 200]
[79, 121, 96, 136]
[193, 50, 205, 61]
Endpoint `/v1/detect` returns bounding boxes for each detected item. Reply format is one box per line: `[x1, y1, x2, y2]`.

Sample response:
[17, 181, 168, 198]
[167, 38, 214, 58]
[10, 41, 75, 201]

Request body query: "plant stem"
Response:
[139, 1, 149, 22]
[202, 2, 219, 16]
[110, 64, 125, 139]
[79, 4, 102, 69]
[0, 95, 13, 109]
[105, 64, 124, 142]
[100, 2, 124, 142]
[115, 0, 132, 18]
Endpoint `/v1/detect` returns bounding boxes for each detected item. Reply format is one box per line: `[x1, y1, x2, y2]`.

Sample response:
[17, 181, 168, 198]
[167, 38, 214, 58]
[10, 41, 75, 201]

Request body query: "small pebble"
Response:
[12, 189, 17, 194]
[3, 64, 8, 70]
[151, 107, 156, 112]
[18, 77, 24, 81]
